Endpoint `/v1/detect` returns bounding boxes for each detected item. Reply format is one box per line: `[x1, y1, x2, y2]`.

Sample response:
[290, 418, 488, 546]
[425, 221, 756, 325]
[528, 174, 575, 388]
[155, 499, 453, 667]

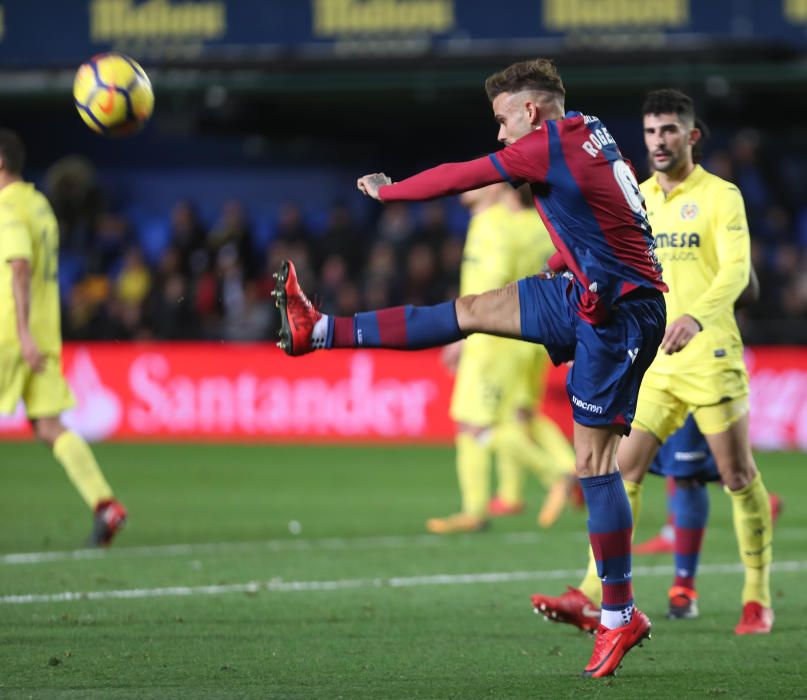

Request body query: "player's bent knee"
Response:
[30, 417, 66, 447]
[718, 457, 757, 491]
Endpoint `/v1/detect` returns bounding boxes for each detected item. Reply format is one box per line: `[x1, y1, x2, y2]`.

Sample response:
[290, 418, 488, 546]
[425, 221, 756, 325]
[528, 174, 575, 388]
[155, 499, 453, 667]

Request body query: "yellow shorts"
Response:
[450, 336, 548, 427]
[633, 367, 749, 441]
[0, 348, 76, 419]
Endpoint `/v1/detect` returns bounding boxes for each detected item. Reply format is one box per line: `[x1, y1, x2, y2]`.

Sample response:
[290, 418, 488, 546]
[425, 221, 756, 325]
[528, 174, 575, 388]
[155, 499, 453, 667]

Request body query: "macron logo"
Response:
[628, 347, 639, 364]
[571, 395, 604, 414]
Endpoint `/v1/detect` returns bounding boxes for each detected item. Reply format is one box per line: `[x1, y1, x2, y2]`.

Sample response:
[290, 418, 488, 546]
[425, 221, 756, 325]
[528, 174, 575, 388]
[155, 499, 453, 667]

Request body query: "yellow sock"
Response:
[578, 480, 642, 607]
[53, 431, 113, 510]
[726, 472, 773, 607]
[456, 432, 491, 518]
[495, 416, 573, 492]
[531, 415, 576, 486]
[494, 447, 525, 506]
[579, 547, 602, 606]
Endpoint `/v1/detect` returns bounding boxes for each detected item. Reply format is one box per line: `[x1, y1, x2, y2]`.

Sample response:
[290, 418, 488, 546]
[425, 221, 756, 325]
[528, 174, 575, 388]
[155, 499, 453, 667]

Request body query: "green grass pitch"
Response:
[0, 443, 805, 699]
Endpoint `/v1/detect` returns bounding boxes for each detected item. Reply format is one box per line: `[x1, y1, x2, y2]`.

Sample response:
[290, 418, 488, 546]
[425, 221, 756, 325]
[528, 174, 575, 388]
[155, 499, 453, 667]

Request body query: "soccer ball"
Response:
[73, 53, 154, 137]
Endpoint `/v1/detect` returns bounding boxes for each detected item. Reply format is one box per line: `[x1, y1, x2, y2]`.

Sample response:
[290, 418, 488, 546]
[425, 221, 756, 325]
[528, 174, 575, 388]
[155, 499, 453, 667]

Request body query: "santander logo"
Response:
[62, 348, 123, 441]
[127, 352, 438, 437]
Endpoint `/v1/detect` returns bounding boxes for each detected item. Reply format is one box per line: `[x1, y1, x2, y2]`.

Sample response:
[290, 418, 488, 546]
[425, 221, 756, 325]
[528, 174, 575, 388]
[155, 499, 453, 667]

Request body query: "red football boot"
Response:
[735, 602, 774, 635]
[667, 585, 699, 619]
[272, 260, 322, 356]
[633, 531, 675, 556]
[530, 586, 601, 633]
[487, 497, 524, 517]
[583, 609, 651, 678]
[87, 499, 127, 547]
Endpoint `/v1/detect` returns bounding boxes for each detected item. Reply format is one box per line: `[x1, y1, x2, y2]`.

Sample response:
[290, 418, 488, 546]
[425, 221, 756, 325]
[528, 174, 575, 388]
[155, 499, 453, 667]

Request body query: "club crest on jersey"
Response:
[680, 203, 699, 220]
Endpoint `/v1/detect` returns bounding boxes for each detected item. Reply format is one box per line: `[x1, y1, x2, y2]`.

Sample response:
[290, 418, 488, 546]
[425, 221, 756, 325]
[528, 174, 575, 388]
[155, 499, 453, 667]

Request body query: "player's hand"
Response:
[357, 173, 392, 200]
[20, 333, 45, 373]
[441, 340, 464, 373]
[661, 314, 701, 355]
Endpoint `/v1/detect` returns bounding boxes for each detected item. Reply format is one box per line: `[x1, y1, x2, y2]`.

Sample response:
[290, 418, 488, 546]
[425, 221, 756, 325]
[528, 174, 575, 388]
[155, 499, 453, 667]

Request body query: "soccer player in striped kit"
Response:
[275, 59, 667, 677]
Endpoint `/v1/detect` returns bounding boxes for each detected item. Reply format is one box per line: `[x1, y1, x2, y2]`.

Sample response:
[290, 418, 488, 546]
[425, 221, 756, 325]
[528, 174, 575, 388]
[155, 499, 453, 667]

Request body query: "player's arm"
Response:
[0, 208, 44, 372]
[358, 130, 550, 202]
[662, 186, 750, 354]
[9, 258, 45, 372]
[357, 156, 504, 202]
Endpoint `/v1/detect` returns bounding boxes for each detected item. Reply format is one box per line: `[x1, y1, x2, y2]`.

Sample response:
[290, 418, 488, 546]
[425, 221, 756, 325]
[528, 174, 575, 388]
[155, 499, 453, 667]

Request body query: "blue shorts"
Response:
[518, 276, 666, 433]
[649, 414, 720, 482]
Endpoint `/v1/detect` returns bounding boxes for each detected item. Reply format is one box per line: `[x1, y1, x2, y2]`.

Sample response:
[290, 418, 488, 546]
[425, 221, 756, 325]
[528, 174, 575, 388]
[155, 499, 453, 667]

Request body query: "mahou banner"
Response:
[0, 343, 805, 449]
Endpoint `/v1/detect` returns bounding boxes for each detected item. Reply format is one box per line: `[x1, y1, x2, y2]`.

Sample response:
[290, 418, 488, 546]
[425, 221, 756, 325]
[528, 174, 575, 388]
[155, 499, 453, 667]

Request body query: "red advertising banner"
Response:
[0, 343, 804, 449]
[0, 344, 457, 443]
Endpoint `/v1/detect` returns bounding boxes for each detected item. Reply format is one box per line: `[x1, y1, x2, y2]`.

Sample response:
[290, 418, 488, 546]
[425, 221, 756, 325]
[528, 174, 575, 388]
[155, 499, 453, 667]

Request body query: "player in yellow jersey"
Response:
[0, 130, 127, 546]
[531, 90, 774, 635]
[426, 183, 576, 534]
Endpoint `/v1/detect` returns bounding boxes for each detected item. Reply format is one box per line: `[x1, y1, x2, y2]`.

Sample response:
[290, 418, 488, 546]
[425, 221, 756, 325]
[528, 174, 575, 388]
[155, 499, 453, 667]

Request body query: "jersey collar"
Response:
[650, 164, 705, 199]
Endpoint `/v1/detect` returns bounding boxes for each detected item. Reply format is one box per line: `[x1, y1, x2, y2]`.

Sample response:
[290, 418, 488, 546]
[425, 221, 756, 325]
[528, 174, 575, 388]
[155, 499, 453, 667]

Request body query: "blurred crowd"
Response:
[48, 127, 807, 344]
[696, 131, 807, 342]
[50, 158, 464, 342]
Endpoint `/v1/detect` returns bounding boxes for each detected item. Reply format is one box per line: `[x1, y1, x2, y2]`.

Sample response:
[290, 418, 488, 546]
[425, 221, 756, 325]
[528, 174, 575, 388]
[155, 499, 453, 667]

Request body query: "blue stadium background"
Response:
[2, 0, 807, 345]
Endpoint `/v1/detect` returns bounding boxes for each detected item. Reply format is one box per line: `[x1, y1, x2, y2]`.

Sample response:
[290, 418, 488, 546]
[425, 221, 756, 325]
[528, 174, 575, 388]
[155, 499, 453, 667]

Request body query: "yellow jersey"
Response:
[640, 165, 750, 377]
[459, 203, 553, 296]
[0, 181, 62, 354]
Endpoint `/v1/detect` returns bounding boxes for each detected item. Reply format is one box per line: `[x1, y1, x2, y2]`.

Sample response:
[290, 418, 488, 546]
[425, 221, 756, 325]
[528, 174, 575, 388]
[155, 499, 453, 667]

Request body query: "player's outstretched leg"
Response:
[273, 259, 464, 355]
[274, 260, 526, 355]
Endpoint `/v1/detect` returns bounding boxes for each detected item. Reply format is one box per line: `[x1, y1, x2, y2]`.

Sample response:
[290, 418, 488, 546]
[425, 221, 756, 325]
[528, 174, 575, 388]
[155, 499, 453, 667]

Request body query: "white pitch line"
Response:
[0, 530, 576, 566]
[3, 526, 804, 567]
[2, 560, 805, 606]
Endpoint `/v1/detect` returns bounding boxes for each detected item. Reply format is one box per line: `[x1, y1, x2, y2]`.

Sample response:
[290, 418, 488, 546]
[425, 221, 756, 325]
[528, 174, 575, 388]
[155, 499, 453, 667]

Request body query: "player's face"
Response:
[492, 92, 536, 145]
[643, 112, 694, 173]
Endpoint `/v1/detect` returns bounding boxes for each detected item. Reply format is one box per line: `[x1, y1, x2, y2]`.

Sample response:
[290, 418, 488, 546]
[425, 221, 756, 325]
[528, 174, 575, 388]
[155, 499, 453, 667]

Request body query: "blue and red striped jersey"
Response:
[490, 112, 667, 323]
[379, 111, 667, 324]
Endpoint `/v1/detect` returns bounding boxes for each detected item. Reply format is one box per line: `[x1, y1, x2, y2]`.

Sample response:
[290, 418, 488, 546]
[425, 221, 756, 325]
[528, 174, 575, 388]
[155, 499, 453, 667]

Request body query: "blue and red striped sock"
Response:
[672, 481, 709, 591]
[580, 471, 634, 630]
[328, 302, 462, 349]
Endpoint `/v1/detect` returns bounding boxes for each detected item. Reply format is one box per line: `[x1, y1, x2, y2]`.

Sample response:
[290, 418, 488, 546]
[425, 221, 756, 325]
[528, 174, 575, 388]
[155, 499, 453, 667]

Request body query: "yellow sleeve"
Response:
[687, 185, 750, 328]
[0, 203, 32, 262]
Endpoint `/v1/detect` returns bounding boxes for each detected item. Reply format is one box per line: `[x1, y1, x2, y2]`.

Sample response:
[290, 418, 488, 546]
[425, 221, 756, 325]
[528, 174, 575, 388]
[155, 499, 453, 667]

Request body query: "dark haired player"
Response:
[531, 89, 774, 636]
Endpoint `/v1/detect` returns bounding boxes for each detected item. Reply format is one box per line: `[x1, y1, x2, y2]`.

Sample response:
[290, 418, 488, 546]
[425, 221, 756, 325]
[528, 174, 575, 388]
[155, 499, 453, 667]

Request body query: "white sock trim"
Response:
[311, 315, 330, 349]
[600, 603, 634, 630]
